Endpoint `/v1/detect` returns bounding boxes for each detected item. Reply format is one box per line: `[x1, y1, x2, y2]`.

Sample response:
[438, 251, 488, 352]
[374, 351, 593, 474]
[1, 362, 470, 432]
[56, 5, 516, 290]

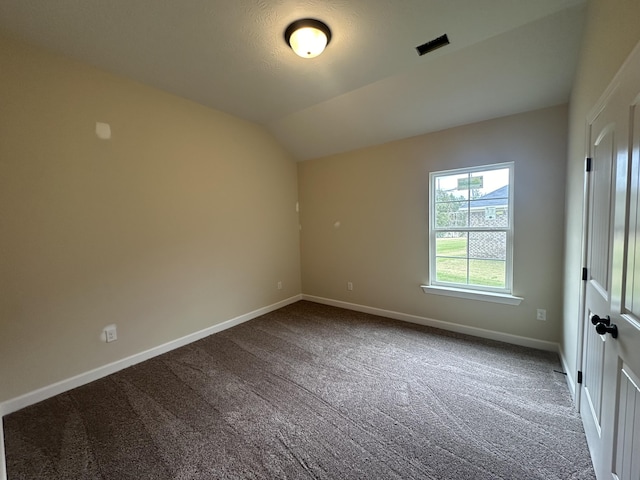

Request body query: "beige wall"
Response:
[299, 105, 568, 342]
[7, 0, 636, 406]
[0, 35, 301, 403]
[562, 0, 640, 387]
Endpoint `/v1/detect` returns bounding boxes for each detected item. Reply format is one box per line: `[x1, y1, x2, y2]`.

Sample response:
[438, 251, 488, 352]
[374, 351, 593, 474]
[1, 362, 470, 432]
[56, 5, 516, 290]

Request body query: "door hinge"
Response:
[586, 157, 592, 172]
[577, 371, 583, 384]
[582, 267, 588, 281]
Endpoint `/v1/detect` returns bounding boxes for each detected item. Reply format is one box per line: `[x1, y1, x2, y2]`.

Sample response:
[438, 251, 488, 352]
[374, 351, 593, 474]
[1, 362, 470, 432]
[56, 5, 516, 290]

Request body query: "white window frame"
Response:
[427, 162, 517, 301]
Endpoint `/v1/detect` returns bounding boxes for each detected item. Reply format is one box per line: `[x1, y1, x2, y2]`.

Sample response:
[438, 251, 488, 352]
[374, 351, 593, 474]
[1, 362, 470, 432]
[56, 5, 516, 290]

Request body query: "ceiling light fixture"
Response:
[284, 18, 332, 59]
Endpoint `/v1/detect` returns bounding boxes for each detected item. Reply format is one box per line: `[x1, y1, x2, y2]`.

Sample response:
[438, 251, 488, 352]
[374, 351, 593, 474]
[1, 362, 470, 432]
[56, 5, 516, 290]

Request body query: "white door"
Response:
[580, 74, 617, 477]
[580, 41, 640, 480]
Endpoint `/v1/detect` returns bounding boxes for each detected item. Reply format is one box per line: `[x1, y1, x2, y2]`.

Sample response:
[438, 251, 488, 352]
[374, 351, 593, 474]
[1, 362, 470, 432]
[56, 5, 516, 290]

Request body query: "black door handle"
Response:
[591, 314, 610, 326]
[595, 322, 618, 338]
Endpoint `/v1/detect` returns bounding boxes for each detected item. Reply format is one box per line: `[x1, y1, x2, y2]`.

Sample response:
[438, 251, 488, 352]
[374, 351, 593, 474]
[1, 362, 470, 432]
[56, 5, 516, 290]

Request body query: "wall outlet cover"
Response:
[104, 325, 118, 342]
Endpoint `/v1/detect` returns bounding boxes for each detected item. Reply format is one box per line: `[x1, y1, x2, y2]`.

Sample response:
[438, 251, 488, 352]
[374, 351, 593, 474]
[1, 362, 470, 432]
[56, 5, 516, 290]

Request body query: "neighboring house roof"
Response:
[456, 185, 508, 212]
[470, 185, 509, 209]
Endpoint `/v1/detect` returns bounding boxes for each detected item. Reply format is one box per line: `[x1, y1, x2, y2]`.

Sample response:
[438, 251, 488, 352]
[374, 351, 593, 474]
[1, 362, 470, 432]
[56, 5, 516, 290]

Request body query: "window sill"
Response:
[420, 285, 523, 306]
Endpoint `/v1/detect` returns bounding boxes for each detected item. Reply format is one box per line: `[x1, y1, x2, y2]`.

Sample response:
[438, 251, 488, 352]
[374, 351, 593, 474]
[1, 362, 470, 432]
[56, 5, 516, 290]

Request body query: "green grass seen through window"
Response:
[435, 237, 505, 287]
[436, 237, 467, 256]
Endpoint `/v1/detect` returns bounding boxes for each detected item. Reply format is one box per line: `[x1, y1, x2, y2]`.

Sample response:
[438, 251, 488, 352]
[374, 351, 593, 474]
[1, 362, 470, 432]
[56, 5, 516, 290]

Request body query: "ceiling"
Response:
[0, 0, 587, 161]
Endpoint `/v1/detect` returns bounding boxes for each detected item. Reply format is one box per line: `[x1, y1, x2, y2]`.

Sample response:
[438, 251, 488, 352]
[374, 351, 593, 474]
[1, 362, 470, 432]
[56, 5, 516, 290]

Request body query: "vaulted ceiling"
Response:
[0, 0, 587, 160]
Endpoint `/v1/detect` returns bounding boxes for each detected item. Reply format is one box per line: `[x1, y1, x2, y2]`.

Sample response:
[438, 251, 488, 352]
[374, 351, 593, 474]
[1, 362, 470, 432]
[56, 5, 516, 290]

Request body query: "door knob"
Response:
[595, 322, 618, 338]
[591, 314, 610, 326]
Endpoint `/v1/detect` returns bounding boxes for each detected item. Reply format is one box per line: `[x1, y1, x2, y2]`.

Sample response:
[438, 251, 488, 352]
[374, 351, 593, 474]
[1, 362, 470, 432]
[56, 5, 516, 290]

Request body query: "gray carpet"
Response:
[4, 301, 595, 479]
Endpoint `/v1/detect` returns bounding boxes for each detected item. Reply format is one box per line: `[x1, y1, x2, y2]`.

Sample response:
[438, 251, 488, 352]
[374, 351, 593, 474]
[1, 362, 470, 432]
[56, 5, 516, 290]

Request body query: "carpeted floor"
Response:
[4, 301, 595, 479]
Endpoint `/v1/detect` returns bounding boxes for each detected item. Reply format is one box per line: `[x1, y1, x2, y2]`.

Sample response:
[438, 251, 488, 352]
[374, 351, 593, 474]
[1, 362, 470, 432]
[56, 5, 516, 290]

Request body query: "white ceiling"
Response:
[0, 0, 587, 160]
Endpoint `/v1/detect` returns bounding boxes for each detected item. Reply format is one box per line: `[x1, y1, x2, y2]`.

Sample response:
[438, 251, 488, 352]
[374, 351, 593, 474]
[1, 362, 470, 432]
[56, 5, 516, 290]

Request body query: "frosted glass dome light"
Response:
[285, 19, 332, 59]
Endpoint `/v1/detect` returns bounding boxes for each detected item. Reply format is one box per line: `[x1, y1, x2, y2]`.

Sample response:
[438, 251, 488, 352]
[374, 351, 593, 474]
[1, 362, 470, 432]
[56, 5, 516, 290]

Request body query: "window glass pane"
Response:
[436, 232, 467, 258]
[469, 259, 506, 288]
[468, 201, 509, 227]
[470, 168, 509, 197]
[435, 201, 468, 228]
[430, 162, 512, 293]
[436, 257, 468, 284]
[466, 169, 509, 228]
[433, 173, 471, 200]
[469, 232, 507, 260]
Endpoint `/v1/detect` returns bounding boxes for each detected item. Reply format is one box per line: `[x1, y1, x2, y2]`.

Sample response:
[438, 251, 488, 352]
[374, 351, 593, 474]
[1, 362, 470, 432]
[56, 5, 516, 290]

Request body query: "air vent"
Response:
[416, 34, 450, 56]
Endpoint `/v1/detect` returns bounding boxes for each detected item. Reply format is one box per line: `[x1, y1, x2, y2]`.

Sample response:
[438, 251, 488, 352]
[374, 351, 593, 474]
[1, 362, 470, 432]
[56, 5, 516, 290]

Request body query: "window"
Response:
[429, 162, 514, 295]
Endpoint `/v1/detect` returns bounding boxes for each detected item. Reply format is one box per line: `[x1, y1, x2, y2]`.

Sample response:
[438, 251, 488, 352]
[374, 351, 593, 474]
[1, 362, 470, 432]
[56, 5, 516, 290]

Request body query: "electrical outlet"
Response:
[536, 309, 547, 321]
[347, 281, 353, 291]
[104, 325, 118, 343]
[277, 281, 283, 290]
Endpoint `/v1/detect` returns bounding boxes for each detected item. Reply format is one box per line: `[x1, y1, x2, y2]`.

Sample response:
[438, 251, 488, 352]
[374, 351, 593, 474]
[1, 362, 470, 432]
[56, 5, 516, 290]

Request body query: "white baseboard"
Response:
[302, 295, 560, 353]
[0, 295, 301, 417]
[1, 293, 562, 480]
[558, 347, 576, 402]
[0, 295, 302, 480]
[0, 418, 5, 480]
[0, 294, 302, 480]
